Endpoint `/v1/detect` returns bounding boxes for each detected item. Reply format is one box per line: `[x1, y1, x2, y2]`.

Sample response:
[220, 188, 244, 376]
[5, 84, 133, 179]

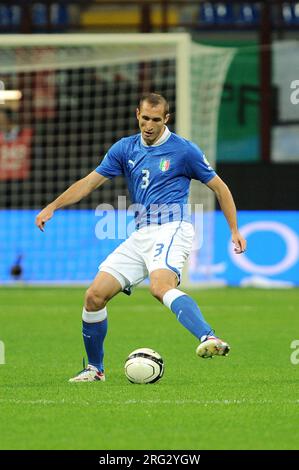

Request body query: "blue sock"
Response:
[164, 291, 214, 340]
[82, 319, 107, 372]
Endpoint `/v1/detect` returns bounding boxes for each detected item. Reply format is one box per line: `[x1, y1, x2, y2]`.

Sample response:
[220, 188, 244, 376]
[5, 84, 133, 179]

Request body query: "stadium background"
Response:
[1, 1, 298, 287]
[0, 0, 299, 453]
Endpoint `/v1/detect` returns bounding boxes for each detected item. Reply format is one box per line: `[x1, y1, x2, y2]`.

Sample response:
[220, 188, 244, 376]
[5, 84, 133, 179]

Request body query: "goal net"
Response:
[0, 34, 234, 284]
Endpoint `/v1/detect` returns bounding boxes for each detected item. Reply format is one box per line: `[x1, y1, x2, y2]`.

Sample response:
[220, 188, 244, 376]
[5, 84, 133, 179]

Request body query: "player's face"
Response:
[136, 101, 169, 145]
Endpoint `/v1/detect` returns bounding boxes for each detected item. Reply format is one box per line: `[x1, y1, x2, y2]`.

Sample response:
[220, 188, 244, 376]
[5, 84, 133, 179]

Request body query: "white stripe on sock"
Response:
[82, 307, 107, 323]
[162, 288, 186, 310]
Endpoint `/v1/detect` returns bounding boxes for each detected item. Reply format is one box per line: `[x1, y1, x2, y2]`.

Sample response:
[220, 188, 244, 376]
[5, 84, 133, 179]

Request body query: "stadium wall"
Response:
[216, 163, 299, 210]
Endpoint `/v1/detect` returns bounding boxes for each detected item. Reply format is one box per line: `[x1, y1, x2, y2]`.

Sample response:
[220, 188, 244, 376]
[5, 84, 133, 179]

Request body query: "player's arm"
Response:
[206, 175, 247, 254]
[35, 171, 107, 232]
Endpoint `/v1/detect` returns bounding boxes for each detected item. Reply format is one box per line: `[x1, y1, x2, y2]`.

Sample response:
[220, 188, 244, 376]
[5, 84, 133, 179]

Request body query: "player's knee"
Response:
[85, 287, 107, 311]
[150, 283, 171, 302]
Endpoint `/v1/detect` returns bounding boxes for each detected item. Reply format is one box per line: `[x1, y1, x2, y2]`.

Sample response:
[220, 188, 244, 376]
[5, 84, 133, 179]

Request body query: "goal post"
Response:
[188, 43, 235, 287]
[0, 32, 192, 138]
[0, 33, 234, 285]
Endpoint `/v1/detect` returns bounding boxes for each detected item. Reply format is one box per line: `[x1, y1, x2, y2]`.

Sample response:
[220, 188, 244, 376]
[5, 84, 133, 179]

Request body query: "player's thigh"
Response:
[86, 271, 122, 304]
[148, 221, 194, 281]
[99, 235, 148, 290]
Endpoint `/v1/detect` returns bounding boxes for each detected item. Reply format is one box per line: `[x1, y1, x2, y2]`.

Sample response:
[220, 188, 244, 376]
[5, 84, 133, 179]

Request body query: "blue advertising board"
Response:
[189, 211, 299, 287]
[0, 210, 298, 286]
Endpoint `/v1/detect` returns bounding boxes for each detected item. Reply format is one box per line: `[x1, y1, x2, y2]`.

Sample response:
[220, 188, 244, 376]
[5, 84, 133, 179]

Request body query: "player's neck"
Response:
[141, 126, 170, 147]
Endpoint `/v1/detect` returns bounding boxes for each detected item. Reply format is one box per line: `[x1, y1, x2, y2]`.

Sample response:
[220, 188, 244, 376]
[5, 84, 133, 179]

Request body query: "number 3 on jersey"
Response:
[141, 169, 150, 189]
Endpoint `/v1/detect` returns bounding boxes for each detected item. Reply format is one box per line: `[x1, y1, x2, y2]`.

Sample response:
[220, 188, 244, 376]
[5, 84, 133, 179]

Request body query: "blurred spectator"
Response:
[0, 107, 33, 180]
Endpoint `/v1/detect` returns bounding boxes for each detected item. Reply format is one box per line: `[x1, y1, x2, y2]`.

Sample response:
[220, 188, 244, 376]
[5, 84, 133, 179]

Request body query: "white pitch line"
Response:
[0, 398, 299, 406]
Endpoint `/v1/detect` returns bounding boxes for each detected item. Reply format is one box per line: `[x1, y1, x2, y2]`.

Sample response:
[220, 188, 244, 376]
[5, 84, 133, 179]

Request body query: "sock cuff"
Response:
[163, 288, 186, 310]
[82, 306, 107, 323]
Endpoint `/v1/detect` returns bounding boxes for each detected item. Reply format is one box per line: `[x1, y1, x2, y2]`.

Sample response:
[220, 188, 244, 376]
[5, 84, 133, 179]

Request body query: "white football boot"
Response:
[196, 336, 230, 359]
[69, 364, 105, 383]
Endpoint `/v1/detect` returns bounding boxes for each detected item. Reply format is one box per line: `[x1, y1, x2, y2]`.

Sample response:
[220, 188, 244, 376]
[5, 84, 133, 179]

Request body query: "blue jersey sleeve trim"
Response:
[95, 139, 124, 178]
[184, 141, 216, 183]
[200, 171, 217, 184]
[94, 168, 113, 179]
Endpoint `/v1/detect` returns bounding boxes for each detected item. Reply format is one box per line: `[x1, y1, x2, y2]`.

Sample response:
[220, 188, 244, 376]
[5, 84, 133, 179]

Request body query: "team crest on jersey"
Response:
[159, 159, 170, 172]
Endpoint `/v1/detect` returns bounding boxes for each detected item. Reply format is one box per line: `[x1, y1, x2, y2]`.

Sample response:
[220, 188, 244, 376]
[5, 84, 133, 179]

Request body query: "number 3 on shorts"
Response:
[154, 243, 164, 257]
[141, 169, 150, 189]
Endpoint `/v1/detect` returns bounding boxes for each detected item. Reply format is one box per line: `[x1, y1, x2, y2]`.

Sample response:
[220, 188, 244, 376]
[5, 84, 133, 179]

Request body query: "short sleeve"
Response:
[95, 139, 124, 178]
[184, 142, 216, 183]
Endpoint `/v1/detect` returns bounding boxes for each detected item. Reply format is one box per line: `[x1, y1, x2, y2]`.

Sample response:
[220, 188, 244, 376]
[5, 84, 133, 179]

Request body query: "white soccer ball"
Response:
[124, 348, 164, 384]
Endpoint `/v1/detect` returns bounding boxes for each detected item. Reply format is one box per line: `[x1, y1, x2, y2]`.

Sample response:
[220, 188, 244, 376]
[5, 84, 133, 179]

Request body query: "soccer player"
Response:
[36, 93, 246, 382]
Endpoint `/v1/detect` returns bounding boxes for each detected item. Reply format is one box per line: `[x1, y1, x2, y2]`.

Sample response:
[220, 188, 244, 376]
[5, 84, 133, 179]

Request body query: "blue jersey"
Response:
[95, 129, 216, 228]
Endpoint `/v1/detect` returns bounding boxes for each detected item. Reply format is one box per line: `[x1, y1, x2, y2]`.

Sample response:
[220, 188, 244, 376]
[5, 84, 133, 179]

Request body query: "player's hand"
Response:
[232, 231, 246, 254]
[35, 205, 55, 232]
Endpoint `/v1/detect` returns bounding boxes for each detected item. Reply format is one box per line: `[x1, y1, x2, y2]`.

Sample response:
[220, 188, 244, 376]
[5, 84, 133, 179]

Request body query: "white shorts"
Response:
[99, 221, 194, 293]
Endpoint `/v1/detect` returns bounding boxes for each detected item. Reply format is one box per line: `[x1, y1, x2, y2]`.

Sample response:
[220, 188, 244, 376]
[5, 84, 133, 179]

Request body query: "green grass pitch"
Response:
[0, 287, 299, 450]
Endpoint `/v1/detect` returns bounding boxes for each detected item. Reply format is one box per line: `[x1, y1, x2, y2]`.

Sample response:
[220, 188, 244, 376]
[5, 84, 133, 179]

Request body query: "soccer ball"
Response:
[124, 348, 164, 384]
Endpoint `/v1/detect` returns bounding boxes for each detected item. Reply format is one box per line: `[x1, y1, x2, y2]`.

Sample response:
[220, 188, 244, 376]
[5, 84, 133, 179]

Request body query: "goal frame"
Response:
[0, 33, 192, 141]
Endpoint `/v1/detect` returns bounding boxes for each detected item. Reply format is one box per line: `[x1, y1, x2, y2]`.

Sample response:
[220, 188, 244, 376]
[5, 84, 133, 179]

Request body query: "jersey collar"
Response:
[141, 126, 171, 147]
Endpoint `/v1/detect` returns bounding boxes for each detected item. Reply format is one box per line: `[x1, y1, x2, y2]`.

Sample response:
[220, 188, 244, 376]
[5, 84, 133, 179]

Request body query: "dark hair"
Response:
[138, 93, 169, 116]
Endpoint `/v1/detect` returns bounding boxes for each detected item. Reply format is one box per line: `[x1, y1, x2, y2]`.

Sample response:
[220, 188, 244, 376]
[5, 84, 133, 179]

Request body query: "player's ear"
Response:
[136, 108, 140, 119]
[164, 113, 170, 124]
